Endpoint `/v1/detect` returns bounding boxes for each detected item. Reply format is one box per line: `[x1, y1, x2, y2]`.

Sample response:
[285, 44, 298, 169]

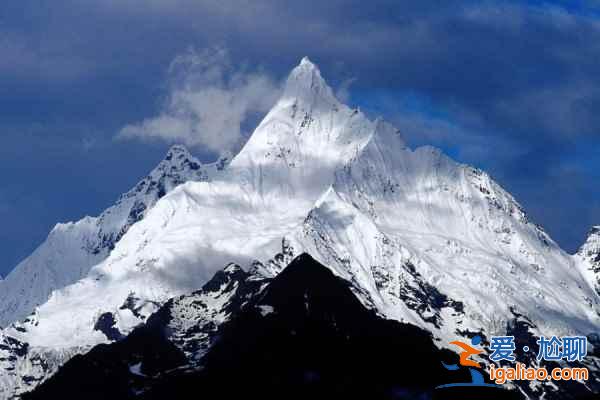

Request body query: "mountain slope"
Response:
[1, 57, 599, 398]
[0, 57, 383, 352]
[291, 131, 599, 338]
[24, 254, 524, 400]
[575, 226, 600, 296]
[21, 258, 267, 400]
[0, 145, 221, 328]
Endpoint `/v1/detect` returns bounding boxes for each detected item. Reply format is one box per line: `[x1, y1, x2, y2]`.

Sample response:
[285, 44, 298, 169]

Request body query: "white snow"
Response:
[258, 305, 275, 316]
[574, 226, 600, 296]
[0, 57, 598, 398]
[0, 145, 221, 328]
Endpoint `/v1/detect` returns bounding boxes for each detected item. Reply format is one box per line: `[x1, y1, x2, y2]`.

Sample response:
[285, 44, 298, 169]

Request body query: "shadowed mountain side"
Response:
[24, 254, 521, 400]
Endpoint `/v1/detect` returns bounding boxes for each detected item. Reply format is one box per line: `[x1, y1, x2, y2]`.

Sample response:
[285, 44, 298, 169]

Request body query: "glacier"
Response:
[0, 57, 599, 398]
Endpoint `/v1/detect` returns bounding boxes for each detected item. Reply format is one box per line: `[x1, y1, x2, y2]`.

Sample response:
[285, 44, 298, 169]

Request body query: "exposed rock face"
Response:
[1, 58, 599, 399]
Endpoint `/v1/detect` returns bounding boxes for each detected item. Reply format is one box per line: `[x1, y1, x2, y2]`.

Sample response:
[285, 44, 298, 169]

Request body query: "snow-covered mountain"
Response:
[575, 226, 600, 296]
[22, 254, 488, 400]
[1, 57, 599, 398]
[21, 254, 598, 399]
[0, 145, 225, 328]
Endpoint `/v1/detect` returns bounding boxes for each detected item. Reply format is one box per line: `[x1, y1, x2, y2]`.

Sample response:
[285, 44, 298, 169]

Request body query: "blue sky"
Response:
[1, 0, 600, 276]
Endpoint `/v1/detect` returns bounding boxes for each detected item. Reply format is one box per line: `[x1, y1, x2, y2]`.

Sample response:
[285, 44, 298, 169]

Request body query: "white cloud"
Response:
[118, 47, 281, 154]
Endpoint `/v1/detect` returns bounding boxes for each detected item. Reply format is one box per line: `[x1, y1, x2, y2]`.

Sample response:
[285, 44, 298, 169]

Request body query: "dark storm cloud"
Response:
[1, 0, 599, 275]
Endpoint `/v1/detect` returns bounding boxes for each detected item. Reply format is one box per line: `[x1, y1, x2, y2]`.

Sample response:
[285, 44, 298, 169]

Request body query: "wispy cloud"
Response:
[118, 47, 281, 154]
[2, 0, 600, 263]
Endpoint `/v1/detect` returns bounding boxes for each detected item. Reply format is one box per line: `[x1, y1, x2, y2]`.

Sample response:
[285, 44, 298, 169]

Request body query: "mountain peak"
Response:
[577, 225, 600, 298]
[282, 57, 337, 105]
[152, 144, 210, 177]
[577, 225, 600, 273]
[298, 56, 318, 70]
[299, 55, 313, 65]
[581, 225, 600, 246]
[164, 144, 193, 163]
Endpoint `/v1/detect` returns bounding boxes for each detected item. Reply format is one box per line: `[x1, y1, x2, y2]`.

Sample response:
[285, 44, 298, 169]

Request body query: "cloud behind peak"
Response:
[118, 47, 281, 154]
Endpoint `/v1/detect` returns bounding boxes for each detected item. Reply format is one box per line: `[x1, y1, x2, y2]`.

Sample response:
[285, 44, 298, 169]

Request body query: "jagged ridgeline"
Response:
[24, 254, 523, 400]
[1, 58, 599, 399]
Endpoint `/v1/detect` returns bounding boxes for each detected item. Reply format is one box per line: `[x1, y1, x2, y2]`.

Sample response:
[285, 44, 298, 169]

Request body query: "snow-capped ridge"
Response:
[223, 263, 243, 274]
[165, 143, 193, 160]
[280, 56, 338, 107]
[227, 56, 377, 203]
[576, 225, 600, 295]
[2, 58, 600, 399]
[0, 144, 216, 328]
[578, 226, 600, 255]
[577, 225, 600, 269]
[161, 144, 231, 173]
